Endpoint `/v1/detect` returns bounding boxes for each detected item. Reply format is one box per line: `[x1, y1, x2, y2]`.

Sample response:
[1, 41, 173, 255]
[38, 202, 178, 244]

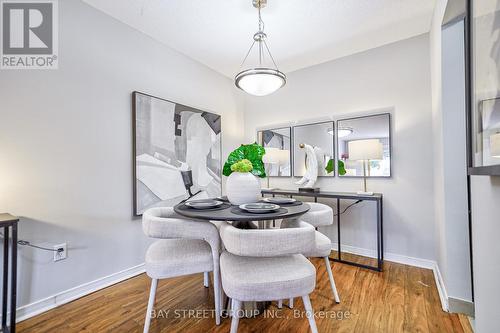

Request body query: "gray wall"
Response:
[243, 34, 436, 262]
[430, 0, 474, 313]
[0, 0, 243, 311]
[440, 19, 472, 303]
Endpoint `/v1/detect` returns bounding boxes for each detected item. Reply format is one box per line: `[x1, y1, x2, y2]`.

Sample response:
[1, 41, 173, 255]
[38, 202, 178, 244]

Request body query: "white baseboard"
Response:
[15, 263, 145, 323]
[15, 244, 452, 323]
[331, 243, 449, 311]
[432, 261, 449, 312]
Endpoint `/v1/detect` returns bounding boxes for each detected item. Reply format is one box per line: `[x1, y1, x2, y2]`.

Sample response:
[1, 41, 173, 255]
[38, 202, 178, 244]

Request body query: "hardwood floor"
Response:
[18, 255, 473, 333]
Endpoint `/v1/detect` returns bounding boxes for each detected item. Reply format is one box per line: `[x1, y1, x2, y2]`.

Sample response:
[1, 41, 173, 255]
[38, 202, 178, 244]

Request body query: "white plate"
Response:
[263, 197, 296, 204]
[185, 200, 224, 209]
[239, 203, 280, 213]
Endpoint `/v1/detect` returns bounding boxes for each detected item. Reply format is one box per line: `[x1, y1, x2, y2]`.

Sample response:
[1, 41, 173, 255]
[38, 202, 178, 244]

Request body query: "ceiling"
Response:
[83, 0, 436, 78]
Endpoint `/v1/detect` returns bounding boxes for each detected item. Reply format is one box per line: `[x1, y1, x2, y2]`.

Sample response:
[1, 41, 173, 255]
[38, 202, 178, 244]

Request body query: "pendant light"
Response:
[235, 0, 286, 96]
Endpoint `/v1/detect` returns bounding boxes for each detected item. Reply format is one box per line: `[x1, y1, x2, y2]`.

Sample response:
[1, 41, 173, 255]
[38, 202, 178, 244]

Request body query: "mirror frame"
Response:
[336, 113, 392, 178]
[292, 120, 336, 178]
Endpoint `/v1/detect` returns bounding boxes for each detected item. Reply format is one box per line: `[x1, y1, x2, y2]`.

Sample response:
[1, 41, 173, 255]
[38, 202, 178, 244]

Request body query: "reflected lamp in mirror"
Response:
[258, 127, 292, 177]
[327, 126, 352, 137]
[491, 133, 500, 158]
[348, 139, 383, 195]
[262, 147, 290, 189]
[337, 113, 391, 177]
[277, 149, 290, 166]
[337, 127, 354, 138]
[263, 147, 280, 189]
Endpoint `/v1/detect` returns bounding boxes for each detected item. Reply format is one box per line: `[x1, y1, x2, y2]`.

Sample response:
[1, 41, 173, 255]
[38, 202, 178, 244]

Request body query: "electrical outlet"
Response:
[53, 243, 67, 262]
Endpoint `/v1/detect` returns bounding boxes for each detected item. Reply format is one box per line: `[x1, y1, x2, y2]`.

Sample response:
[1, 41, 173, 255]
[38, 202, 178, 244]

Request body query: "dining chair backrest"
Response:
[219, 221, 315, 257]
[142, 207, 220, 252]
[299, 202, 334, 228]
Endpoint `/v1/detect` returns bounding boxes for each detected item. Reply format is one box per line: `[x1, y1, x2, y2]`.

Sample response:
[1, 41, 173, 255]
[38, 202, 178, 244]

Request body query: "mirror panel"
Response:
[337, 113, 391, 177]
[293, 121, 335, 177]
[257, 127, 292, 177]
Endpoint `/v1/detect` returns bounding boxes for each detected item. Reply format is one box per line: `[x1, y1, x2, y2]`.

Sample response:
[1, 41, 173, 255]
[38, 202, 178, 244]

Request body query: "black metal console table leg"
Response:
[330, 198, 383, 272]
[336, 198, 341, 262]
[10, 224, 17, 333]
[2, 226, 8, 330]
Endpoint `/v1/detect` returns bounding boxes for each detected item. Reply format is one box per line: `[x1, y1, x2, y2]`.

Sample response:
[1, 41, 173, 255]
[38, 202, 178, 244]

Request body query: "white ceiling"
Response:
[83, 0, 436, 78]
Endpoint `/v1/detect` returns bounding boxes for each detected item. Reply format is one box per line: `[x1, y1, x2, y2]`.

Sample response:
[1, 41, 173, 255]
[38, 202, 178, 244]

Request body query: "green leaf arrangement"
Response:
[223, 143, 266, 178]
[325, 159, 347, 176]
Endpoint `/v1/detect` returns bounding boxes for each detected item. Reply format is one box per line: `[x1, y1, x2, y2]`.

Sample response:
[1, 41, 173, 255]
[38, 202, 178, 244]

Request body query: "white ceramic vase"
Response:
[226, 172, 261, 205]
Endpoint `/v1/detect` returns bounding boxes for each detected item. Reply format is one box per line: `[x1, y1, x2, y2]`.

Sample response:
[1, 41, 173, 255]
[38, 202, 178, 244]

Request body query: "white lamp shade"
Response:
[338, 127, 353, 138]
[277, 149, 290, 165]
[262, 147, 280, 164]
[491, 133, 500, 157]
[235, 69, 286, 96]
[348, 139, 383, 160]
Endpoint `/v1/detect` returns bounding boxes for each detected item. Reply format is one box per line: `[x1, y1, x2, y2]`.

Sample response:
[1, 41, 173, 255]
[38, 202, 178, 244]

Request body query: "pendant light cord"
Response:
[258, 4, 264, 66]
[238, 0, 281, 72]
[258, 3, 265, 32]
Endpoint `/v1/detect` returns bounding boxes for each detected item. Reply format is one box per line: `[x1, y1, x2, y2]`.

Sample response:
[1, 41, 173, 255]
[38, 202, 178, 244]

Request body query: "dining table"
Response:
[173, 197, 311, 317]
[173, 198, 310, 225]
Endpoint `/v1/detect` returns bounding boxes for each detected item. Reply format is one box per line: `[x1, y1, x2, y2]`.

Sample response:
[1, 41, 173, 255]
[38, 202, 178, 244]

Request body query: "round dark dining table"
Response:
[173, 198, 311, 316]
[173, 199, 310, 223]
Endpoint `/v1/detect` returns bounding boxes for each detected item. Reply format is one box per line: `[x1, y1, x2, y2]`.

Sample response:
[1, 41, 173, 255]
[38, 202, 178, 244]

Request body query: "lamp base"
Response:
[357, 191, 374, 196]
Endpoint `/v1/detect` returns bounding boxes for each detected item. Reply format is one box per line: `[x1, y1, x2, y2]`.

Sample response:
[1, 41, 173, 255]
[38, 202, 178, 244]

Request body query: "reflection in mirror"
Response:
[471, 0, 500, 170]
[478, 99, 500, 166]
[257, 127, 292, 176]
[337, 113, 391, 177]
[293, 121, 335, 177]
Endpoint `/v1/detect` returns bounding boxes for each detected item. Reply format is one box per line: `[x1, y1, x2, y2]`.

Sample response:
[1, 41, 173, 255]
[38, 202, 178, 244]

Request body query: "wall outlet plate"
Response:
[53, 243, 67, 262]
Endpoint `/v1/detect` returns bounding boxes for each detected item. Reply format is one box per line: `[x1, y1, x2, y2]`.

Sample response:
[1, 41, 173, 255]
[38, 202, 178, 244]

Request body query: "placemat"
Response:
[230, 207, 288, 217]
[177, 202, 231, 212]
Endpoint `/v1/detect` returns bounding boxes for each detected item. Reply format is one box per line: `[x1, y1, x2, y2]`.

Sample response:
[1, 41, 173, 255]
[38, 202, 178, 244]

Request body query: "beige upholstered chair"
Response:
[142, 207, 222, 333]
[219, 221, 319, 333]
[283, 202, 340, 307]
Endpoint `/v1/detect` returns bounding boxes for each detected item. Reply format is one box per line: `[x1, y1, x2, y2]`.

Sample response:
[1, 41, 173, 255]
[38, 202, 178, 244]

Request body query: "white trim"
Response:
[432, 261, 449, 312]
[15, 244, 453, 322]
[15, 263, 145, 323]
[331, 243, 449, 311]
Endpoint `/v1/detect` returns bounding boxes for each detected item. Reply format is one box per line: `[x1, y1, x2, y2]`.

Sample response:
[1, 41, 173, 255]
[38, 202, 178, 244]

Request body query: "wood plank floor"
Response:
[18, 255, 473, 333]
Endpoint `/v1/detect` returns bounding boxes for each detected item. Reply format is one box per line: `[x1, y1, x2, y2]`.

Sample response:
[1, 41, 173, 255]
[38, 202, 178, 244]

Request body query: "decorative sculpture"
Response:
[295, 143, 321, 191]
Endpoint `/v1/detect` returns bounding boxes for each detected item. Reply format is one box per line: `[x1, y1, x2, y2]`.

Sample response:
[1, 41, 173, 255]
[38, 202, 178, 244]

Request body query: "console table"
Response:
[261, 189, 384, 271]
[0, 214, 18, 333]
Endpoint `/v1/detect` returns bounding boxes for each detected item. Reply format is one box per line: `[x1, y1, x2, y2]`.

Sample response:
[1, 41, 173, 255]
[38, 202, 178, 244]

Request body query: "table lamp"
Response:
[348, 139, 383, 195]
[490, 133, 500, 158]
[277, 149, 290, 173]
[262, 147, 280, 189]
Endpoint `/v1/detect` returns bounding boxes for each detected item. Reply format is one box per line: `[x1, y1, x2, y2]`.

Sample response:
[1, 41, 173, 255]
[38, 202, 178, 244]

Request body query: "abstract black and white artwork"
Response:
[133, 92, 222, 215]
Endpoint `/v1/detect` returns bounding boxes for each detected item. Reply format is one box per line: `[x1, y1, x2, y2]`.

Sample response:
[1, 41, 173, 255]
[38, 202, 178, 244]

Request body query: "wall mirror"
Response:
[257, 127, 292, 177]
[337, 113, 391, 177]
[292, 121, 335, 177]
[468, 0, 500, 175]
